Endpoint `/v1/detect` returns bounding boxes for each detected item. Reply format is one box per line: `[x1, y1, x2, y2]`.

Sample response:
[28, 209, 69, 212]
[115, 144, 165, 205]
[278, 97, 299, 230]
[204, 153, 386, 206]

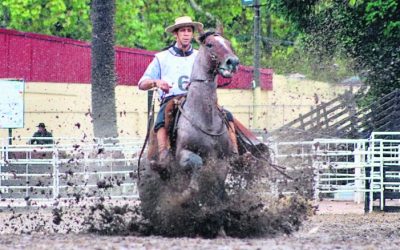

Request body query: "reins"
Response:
[178, 104, 227, 136]
[137, 89, 157, 182]
[234, 125, 292, 179]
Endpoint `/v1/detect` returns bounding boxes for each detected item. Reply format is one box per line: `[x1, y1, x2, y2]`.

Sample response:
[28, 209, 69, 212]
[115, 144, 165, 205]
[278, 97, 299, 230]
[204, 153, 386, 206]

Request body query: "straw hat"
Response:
[165, 16, 203, 33]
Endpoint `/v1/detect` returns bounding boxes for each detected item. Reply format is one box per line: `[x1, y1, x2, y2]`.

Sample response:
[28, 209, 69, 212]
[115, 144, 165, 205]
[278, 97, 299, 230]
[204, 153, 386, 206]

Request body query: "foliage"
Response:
[0, 0, 92, 39]
[2, 0, 398, 101]
[0, 0, 298, 72]
[272, 0, 400, 101]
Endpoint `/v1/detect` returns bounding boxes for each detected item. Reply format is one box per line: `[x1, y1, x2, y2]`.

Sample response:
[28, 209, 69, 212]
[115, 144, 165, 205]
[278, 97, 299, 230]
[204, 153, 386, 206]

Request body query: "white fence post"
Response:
[354, 142, 364, 204]
[312, 140, 320, 201]
[52, 144, 59, 199]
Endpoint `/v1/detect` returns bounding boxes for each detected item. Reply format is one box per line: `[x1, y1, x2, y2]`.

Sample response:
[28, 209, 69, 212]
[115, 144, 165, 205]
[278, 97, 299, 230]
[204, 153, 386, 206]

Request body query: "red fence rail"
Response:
[0, 28, 272, 89]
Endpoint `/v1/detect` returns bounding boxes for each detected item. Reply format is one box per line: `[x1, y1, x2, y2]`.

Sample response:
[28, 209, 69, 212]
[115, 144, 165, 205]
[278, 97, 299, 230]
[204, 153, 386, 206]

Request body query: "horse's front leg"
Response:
[178, 149, 203, 171]
[172, 149, 203, 204]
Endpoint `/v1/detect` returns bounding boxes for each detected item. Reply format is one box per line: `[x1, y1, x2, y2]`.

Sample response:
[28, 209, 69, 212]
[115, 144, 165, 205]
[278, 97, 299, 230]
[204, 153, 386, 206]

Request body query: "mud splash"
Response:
[0, 156, 311, 238]
[131, 155, 311, 238]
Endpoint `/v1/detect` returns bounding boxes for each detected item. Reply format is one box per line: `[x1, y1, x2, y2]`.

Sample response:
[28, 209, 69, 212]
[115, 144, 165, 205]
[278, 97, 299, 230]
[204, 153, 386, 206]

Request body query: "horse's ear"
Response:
[216, 20, 224, 36]
[197, 25, 204, 36]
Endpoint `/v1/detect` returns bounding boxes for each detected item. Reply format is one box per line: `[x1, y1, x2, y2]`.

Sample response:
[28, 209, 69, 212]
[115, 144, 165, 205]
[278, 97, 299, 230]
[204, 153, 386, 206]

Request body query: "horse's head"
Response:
[197, 24, 239, 78]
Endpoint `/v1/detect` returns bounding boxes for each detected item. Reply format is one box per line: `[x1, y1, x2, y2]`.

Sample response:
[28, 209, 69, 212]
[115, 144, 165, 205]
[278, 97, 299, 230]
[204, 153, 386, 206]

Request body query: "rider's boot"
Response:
[150, 127, 172, 172]
[228, 121, 239, 155]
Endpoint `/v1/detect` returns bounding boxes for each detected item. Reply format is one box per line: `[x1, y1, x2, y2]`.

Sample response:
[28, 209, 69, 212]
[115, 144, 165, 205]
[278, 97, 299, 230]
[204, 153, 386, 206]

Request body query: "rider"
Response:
[138, 16, 238, 168]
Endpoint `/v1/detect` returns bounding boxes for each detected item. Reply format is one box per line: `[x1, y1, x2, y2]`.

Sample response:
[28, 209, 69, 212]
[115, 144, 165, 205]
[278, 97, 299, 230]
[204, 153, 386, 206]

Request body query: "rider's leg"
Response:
[153, 102, 172, 168]
[156, 126, 170, 161]
[224, 109, 239, 154]
[228, 121, 239, 154]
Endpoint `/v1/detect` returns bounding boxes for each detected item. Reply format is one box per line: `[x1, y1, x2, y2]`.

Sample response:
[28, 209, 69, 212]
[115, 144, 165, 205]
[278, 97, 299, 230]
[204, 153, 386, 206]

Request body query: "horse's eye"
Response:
[206, 43, 213, 48]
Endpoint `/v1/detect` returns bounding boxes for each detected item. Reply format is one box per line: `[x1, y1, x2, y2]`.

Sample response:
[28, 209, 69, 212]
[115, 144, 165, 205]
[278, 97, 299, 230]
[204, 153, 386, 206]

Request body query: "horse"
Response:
[174, 24, 239, 202]
[138, 24, 242, 237]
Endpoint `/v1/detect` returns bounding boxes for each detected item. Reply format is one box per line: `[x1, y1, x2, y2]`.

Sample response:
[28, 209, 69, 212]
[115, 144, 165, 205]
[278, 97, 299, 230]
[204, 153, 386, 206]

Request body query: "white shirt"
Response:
[138, 45, 198, 102]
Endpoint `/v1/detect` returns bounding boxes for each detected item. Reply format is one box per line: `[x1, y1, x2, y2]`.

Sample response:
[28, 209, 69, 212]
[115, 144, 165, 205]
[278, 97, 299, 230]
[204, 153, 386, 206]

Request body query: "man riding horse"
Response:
[138, 16, 238, 171]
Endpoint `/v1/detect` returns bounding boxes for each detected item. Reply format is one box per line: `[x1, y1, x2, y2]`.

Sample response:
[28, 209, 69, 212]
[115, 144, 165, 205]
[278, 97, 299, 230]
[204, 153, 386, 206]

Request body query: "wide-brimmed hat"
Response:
[37, 122, 46, 128]
[165, 16, 203, 33]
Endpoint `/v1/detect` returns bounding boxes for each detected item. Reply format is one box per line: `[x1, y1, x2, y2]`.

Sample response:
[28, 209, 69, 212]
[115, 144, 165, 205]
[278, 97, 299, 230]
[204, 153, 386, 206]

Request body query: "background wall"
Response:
[0, 76, 355, 144]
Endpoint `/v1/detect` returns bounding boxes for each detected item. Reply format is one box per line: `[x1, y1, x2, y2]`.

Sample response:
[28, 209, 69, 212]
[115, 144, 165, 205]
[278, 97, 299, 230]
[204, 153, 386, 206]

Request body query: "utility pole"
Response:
[253, 0, 261, 88]
[252, 0, 262, 129]
[242, 0, 262, 129]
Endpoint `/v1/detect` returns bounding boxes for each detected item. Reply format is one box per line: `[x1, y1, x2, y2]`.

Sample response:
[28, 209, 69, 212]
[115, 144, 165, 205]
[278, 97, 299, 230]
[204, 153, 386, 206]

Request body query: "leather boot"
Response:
[228, 121, 239, 154]
[150, 127, 172, 172]
[157, 127, 171, 160]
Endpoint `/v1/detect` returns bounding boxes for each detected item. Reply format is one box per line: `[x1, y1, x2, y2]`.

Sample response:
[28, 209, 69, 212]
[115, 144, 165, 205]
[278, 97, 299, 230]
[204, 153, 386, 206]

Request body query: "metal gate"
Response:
[272, 132, 400, 212]
[0, 137, 142, 202]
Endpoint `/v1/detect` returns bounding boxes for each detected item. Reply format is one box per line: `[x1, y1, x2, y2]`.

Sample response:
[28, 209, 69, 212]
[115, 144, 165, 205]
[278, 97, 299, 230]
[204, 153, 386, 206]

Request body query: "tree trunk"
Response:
[90, 0, 118, 138]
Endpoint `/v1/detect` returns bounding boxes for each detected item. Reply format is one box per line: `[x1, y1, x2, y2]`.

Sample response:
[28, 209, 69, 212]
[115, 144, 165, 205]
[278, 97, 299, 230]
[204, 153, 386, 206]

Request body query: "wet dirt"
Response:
[0, 145, 312, 237]
[136, 154, 310, 238]
[1, 148, 396, 249]
[1, 206, 400, 249]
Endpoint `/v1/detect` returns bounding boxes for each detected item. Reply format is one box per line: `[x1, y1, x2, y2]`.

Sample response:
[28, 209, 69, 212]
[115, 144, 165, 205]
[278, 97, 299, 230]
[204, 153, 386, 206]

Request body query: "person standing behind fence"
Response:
[29, 122, 53, 145]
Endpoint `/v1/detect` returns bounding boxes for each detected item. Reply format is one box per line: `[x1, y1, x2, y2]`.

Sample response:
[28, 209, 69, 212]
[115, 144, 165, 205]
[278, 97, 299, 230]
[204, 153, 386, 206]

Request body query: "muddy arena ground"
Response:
[1, 200, 399, 250]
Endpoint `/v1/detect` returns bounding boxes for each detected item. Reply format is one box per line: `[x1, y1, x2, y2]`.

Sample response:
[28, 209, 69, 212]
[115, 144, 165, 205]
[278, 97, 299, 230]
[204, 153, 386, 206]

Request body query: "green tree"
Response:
[0, 0, 297, 69]
[0, 0, 92, 39]
[271, 0, 400, 101]
[2, 0, 347, 86]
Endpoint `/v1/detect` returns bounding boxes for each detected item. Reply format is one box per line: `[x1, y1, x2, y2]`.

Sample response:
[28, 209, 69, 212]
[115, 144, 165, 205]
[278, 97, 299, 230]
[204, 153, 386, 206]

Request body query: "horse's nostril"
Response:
[226, 57, 239, 69]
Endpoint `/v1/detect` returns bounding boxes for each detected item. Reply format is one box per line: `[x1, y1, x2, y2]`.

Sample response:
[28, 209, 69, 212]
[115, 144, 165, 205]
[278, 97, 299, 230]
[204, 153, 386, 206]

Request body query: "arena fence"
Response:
[0, 137, 143, 202]
[2, 133, 400, 212]
[272, 132, 400, 212]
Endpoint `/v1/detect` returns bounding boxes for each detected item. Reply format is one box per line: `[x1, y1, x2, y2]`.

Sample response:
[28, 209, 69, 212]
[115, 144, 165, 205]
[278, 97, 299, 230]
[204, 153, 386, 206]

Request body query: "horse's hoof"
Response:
[217, 227, 227, 238]
[171, 188, 196, 207]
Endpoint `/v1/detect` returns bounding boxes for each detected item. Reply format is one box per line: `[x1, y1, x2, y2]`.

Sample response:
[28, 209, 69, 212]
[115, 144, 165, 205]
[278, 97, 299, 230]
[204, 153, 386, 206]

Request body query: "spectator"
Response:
[30, 122, 53, 145]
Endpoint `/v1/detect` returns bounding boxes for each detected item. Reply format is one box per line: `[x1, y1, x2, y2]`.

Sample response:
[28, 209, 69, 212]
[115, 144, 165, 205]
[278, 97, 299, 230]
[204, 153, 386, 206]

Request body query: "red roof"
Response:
[0, 28, 272, 90]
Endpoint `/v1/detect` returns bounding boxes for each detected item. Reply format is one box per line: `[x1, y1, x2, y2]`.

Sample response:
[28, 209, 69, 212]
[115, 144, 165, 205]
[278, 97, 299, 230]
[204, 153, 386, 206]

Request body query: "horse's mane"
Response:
[198, 30, 222, 44]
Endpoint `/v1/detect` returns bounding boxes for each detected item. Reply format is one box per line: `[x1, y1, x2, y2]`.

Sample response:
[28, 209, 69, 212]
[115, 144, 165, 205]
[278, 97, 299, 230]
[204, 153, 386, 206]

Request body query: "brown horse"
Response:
[174, 25, 239, 201]
[137, 26, 277, 237]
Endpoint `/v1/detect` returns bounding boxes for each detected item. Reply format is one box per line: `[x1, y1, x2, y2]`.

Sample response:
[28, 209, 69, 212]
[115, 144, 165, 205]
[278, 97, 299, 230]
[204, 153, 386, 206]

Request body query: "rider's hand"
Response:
[155, 80, 172, 93]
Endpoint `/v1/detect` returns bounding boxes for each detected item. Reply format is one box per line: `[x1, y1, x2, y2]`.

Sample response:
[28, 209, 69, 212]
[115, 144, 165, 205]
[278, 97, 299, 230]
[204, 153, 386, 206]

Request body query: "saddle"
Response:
[146, 96, 269, 161]
[147, 96, 186, 161]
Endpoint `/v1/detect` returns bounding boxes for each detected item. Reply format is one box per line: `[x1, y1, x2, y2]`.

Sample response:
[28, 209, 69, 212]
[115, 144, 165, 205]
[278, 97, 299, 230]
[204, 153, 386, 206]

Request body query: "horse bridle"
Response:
[196, 31, 234, 86]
